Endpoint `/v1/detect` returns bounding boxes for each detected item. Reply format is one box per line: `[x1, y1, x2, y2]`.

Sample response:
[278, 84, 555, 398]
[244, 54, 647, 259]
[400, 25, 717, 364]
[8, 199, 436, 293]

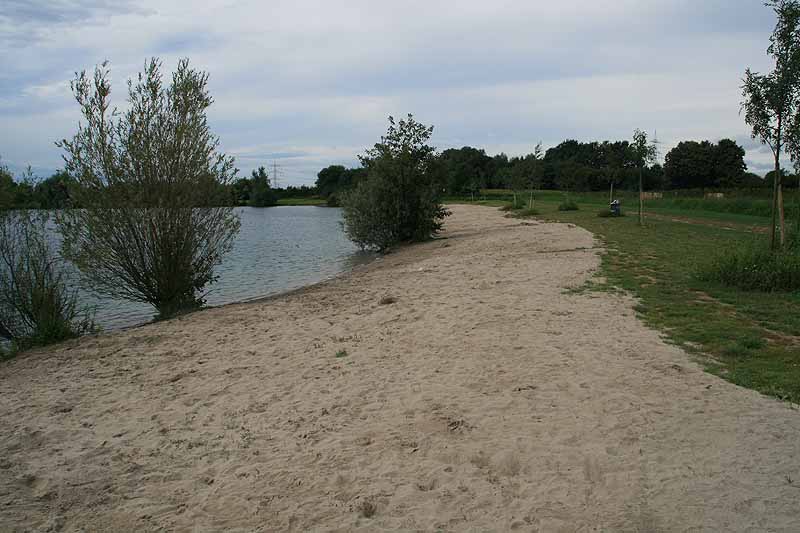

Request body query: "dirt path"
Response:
[1, 205, 798, 532]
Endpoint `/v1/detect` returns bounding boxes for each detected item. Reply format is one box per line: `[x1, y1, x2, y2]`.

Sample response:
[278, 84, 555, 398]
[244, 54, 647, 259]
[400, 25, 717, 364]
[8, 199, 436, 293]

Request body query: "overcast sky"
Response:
[0, 0, 784, 185]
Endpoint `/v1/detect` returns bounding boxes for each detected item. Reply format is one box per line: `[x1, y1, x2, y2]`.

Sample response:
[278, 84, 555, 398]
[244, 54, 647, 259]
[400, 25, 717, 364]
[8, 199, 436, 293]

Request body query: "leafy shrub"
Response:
[341, 115, 449, 251]
[698, 239, 800, 292]
[57, 59, 240, 319]
[325, 193, 341, 207]
[0, 211, 94, 352]
[558, 197, 579, 211]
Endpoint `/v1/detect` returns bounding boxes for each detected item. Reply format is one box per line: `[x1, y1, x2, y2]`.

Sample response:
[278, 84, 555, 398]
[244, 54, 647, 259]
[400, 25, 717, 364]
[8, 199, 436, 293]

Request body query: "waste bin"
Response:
[610, 199, 620, 216]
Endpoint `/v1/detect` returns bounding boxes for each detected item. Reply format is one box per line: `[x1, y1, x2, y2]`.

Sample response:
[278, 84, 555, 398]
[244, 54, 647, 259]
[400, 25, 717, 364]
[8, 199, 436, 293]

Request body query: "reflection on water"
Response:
[74, 206, 372, 331]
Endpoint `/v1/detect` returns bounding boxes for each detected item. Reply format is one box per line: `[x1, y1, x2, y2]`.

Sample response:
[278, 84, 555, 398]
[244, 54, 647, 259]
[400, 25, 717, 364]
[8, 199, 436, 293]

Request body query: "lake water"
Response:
[76, 207, 372, 331]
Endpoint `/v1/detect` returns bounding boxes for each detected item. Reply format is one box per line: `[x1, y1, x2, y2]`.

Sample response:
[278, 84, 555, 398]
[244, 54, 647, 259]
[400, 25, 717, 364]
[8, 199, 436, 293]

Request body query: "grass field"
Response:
[276, 197, 328, 206]
[449, 192, 800, 403]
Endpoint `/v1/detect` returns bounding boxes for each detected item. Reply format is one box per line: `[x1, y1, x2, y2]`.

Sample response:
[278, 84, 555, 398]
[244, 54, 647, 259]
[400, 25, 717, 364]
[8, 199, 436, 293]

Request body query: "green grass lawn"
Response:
[454, 195, 800, 403]
[276, 197, 328, 206]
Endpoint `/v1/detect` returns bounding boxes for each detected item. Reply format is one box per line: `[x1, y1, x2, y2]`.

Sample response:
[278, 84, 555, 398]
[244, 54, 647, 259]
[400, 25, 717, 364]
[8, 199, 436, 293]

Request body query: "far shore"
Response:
[1, 205, 798, 531]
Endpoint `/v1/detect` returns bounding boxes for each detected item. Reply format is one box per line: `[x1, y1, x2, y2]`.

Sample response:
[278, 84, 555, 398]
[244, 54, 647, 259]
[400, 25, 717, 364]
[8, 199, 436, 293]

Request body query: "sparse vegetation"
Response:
[699, 237, 800, 291]
[335, 349, 348, 358]
[0, 211, 94, 353]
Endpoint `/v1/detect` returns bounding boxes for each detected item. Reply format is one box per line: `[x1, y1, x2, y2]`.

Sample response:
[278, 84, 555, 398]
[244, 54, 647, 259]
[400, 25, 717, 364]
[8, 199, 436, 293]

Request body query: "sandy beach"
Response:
[1, 204, 798, 532]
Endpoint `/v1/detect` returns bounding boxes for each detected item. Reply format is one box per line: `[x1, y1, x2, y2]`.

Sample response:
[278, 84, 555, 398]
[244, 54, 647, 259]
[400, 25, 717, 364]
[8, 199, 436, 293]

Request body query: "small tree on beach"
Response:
[341, 114, 449, 251]
[57, 58, 241, 319]
[742, 0, 800, 250]
[631, 129, 657, 226]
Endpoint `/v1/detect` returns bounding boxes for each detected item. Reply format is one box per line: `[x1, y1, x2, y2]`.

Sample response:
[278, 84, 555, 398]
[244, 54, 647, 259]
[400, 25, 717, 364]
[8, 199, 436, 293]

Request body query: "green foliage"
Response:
[56, 58, 241, 319]
[341, 114, 450, 251]
[558, 197, 579, 211]
[699, 238, 800, 292]
[742, 0, 800, 248]
[664, 139, 747, 189]
[316, 165, 365, 201]
[440, 146, 493, 194]
[249, 167, 278, 207]
[0, 211, 94, 352]
[0, 162, 15, 210]
[335, 349, 348, 358]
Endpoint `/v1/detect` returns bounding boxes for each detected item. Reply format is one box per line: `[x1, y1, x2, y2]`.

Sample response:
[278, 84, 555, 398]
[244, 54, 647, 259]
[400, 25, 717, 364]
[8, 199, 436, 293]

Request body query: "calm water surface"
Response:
[78, 206, 371, 331]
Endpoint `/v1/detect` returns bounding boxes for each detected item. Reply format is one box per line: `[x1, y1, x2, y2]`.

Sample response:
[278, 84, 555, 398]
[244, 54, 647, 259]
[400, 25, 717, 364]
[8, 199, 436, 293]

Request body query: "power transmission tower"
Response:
[652, 130, 664, 163]
[270, 161, 284, 189]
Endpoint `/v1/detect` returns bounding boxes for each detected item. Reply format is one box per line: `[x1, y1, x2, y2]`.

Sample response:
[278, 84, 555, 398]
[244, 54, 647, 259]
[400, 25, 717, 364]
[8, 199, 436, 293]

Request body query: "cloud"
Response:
[0, 0, 786, 183]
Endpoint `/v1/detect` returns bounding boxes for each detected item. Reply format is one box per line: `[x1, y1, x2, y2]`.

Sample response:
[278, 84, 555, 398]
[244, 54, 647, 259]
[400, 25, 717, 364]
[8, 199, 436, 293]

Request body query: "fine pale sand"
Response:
[1, 205, 799, 532]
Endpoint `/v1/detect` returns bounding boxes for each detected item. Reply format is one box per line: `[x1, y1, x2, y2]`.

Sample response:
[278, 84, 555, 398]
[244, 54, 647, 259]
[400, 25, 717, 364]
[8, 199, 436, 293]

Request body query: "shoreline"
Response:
[2, 205, 799, 531]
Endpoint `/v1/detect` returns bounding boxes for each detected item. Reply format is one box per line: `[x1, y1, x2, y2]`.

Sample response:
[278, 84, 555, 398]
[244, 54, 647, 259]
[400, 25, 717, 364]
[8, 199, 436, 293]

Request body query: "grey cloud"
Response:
[0, 0, 786, 183]
[3, 0, 148, 23]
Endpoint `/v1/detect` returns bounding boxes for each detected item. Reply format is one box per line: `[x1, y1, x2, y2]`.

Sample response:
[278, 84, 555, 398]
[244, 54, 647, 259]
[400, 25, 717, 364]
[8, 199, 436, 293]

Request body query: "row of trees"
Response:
[0, 163, 319, 210]
[313, 135, 760, 204]
[0, 167, 76, 209]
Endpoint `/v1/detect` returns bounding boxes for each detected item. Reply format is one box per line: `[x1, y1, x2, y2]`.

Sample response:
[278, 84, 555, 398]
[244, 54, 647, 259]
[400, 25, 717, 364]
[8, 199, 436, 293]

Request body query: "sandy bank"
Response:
[1, 205, 798, 532]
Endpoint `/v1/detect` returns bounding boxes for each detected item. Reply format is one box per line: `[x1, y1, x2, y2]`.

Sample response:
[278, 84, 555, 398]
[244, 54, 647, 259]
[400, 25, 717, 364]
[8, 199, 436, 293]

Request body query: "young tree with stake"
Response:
[742, 0, 800, 250]
[631, 129, 657, 227]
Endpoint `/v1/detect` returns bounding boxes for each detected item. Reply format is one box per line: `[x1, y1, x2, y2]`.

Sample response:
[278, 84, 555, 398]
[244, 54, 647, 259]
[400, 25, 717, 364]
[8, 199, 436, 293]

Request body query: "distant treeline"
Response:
[3, 137, 793, 210]
[314, 138, 792, 204]
[0, 164, 319, 209]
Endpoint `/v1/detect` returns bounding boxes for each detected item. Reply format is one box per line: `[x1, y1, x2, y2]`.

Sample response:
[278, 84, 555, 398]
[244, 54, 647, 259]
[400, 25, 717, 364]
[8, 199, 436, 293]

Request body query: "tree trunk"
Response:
[771, 153, 780, 250]
[529, 189, 533, 209]
[778, 176, 786, 247]
[609, 182, 614, 203]
[638, 166, 644, 226]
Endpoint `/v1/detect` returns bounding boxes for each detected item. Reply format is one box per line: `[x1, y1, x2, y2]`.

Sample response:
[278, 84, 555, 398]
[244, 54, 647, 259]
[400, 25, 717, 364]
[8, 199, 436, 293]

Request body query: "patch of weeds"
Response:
[335, 349, 348, 358]
[697, 239, 800, 292]
[511, 208, 539, 218]
[558, 197, 579, 211]
[563, 278, 606, 295]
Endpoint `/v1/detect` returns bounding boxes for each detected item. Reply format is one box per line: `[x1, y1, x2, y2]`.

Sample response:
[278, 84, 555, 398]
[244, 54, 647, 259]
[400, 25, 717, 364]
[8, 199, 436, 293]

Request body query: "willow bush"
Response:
[57, 58, 240, 319]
